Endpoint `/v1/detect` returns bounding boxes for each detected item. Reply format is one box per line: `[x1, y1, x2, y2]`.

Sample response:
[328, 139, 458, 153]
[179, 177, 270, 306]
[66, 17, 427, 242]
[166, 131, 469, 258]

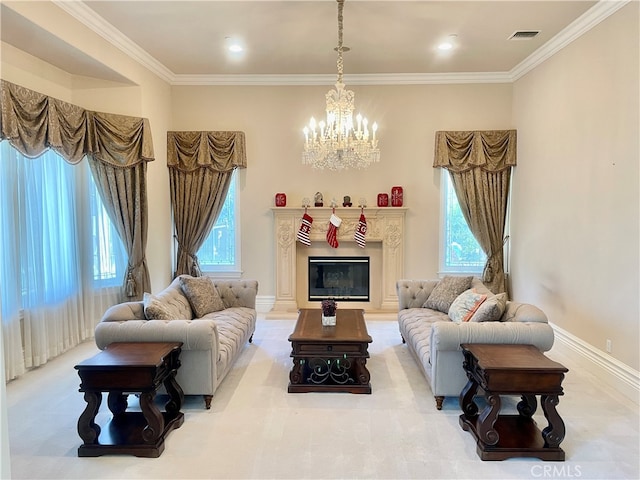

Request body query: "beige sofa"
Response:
[397, 277, 554, 410]
[94, 275, 258, 409]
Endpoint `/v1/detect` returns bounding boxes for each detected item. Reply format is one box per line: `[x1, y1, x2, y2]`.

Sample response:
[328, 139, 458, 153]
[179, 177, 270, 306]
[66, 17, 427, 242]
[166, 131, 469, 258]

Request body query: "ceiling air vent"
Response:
[509, 30, 540, 40]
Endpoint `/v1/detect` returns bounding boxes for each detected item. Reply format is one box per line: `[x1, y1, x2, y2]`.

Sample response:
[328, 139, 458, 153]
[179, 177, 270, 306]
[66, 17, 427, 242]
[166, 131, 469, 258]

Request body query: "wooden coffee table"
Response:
[288, 308, 372, 394]
[458, 343, 568, 461]
[75, 342, 184, 458]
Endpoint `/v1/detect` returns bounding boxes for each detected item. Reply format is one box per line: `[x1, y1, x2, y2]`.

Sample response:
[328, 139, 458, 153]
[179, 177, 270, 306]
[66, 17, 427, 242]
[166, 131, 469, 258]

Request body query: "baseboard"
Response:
[550, 322, 640, 405]
[256, 295, 275, 314]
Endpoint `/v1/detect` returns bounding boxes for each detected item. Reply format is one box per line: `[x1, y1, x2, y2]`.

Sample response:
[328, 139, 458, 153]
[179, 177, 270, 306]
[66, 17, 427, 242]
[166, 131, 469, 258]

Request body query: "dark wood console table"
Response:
[75, 342, 184, 457]
[288, 309, 372, 394]
[459, 344, 568, 461]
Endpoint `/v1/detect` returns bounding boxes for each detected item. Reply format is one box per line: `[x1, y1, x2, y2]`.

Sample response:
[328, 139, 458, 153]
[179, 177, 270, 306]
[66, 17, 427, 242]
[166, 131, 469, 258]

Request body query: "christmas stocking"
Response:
[354, 212, 367, 248]
[326, 213, 342, 248]
[297, 212, 313, 246]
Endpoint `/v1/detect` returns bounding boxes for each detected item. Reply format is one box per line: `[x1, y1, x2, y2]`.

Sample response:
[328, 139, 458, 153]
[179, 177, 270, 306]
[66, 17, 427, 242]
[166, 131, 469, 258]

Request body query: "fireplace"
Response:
[271, 207, 406, 312]
[308, 256, 370, 302]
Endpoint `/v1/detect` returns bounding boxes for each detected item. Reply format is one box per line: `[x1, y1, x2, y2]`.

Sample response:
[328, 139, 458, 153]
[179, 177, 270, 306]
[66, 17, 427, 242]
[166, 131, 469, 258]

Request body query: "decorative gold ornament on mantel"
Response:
[302, 0, 380, 171]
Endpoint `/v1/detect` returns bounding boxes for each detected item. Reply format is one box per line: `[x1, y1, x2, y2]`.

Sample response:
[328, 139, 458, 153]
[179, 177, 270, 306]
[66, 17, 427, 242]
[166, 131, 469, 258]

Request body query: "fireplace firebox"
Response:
[308, 256, 370, 302]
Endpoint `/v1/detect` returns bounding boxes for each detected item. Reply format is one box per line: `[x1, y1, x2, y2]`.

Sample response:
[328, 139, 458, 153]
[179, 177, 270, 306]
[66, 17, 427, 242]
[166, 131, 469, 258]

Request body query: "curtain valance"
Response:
[433, 130, 516, 172]
[0, 80, 154, 166]
[167, 131, 247, 172]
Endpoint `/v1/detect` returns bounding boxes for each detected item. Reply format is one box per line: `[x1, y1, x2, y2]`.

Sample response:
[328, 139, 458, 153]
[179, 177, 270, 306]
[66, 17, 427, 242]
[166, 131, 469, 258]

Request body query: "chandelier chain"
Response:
[337, 0, 344, 84]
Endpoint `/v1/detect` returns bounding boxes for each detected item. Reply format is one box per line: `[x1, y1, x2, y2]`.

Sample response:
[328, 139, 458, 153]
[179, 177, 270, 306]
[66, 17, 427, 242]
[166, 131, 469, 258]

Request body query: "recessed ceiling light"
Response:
[225, 36, 244, 54]
[437, 34, 457, 51]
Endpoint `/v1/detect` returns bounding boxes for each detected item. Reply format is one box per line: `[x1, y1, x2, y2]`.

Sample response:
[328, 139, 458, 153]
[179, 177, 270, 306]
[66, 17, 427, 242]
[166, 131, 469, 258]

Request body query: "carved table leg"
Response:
[78, 391, 102, 444]
[477, 393, 501, 446]
[541, 394, 565, 448]
[289, 358, 304, 385]
[459, 378, 479, 417]
[107, 391, 128, 415]
[354, 357, 371, 385]
[164, 371, 184, 416]
[139, 391, 164, 443]
[517, 394, 537, 418]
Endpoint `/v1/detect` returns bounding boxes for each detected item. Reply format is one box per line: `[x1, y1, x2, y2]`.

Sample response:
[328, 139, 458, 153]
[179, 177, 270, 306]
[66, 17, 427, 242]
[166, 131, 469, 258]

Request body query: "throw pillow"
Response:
[423, 276, 473, 314]
[143, 292, 178, 320]
[469, 292, 508, 322]
[179, 275, 225, 317]
[448, 289, 488, 323]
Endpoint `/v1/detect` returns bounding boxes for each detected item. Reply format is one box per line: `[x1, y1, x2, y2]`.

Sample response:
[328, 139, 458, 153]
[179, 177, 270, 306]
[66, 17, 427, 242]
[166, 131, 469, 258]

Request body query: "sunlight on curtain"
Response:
[0, 143, 125, 380]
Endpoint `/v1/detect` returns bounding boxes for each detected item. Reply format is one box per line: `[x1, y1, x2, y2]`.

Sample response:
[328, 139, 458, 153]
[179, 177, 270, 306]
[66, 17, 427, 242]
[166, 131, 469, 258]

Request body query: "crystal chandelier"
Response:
[302, 0, 380, 171]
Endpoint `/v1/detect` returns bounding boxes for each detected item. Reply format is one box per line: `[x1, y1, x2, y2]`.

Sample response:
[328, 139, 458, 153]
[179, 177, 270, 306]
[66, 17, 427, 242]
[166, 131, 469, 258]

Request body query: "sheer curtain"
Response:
[0, 143, 124, 380]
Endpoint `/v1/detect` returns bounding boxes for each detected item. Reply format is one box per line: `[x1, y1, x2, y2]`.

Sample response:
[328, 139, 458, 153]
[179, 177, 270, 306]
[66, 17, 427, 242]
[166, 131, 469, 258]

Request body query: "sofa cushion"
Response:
[144, 292, 181, 320]
[423, 276, 473, 313]
[469, 292, 508, 322]
[180, 275, 225, 317]
[448, 289, 487, 323]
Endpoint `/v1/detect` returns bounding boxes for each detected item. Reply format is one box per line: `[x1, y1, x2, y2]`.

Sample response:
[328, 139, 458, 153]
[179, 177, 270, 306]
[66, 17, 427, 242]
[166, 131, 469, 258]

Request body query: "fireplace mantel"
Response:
[271, 207, 407, 312]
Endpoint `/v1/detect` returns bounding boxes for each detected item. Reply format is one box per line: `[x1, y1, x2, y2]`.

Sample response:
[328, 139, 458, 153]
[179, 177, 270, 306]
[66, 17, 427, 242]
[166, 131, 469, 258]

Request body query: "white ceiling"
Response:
[2, 1, 621, 85]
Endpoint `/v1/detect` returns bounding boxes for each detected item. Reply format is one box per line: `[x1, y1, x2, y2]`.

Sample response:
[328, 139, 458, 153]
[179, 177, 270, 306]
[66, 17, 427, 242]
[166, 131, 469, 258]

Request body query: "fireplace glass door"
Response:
[308, 256, 370, 302]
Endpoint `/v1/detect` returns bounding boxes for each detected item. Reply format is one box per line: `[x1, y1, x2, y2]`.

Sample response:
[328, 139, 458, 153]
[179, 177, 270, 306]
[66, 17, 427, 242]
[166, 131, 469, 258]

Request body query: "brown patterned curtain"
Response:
[167, 131, 247, 277]
[0, 80, 154, 299]
[434, 130, 516, 294]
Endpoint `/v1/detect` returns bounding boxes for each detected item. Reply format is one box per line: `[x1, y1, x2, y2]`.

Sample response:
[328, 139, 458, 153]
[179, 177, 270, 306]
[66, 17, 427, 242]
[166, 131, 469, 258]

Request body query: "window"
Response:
[440, 171, 486, 274]
[197, 171, 241, 276]
[0, 143, 127, 314]
[87, 170, 127, 287]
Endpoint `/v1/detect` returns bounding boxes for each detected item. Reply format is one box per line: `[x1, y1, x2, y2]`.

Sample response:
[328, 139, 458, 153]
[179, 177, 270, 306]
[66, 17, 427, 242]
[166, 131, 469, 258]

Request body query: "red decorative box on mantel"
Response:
[275, 193, 287, 207]
[377, 193, 389, 207]
[391, 186, 403, 207]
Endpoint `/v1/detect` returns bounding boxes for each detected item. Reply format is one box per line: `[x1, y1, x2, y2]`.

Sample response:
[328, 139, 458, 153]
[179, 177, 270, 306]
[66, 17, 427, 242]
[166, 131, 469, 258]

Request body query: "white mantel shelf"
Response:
[271, 207, 407, 312]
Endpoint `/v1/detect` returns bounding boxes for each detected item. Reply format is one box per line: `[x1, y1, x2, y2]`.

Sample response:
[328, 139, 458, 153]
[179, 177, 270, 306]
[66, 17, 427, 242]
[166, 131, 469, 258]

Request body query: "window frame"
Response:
[438, 171, 486, 276]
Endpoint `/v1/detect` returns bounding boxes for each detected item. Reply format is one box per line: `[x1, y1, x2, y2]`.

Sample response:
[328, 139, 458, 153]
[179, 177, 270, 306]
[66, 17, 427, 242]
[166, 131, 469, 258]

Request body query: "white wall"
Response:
[170, 83, 513, 291]
[511, 2, 639, 370]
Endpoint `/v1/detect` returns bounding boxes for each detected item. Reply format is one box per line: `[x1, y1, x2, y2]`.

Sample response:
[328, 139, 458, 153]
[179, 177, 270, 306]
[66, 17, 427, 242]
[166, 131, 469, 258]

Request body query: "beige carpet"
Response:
[6, 315, 640, 479]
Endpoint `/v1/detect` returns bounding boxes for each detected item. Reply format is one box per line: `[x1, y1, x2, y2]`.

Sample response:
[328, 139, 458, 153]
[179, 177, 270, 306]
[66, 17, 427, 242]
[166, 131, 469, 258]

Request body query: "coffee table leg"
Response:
[289, 358, 304, 385]
[541, 394, 565, 448]
[78, 391, 102, 444]
[139, 392, 164, 443]
[354, 357, 370, 385]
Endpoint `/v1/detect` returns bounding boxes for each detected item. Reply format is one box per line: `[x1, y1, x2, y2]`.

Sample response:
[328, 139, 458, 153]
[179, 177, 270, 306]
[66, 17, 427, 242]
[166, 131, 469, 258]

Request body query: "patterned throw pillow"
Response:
[179, 275, 225, 318]
[469, 292, 508, 322]
[423, 276, 473, 313]
[143, 292, 178, 320]
[448, 289, 488, 323]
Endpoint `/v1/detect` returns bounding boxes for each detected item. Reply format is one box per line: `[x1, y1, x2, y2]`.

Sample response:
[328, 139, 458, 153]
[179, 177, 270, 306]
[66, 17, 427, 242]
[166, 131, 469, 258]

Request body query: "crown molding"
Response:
[171, 72, 513, 86]
[54, 0, 629, 87]
[509, 0, 631, 81]
[52, 0, 175, 83]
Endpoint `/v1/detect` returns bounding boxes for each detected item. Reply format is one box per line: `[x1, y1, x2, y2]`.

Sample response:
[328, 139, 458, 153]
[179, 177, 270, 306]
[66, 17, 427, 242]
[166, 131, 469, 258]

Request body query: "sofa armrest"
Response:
[100, 301, 145, 322]
[430, 321, 555, 353]
[94, 319, 219, 351]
